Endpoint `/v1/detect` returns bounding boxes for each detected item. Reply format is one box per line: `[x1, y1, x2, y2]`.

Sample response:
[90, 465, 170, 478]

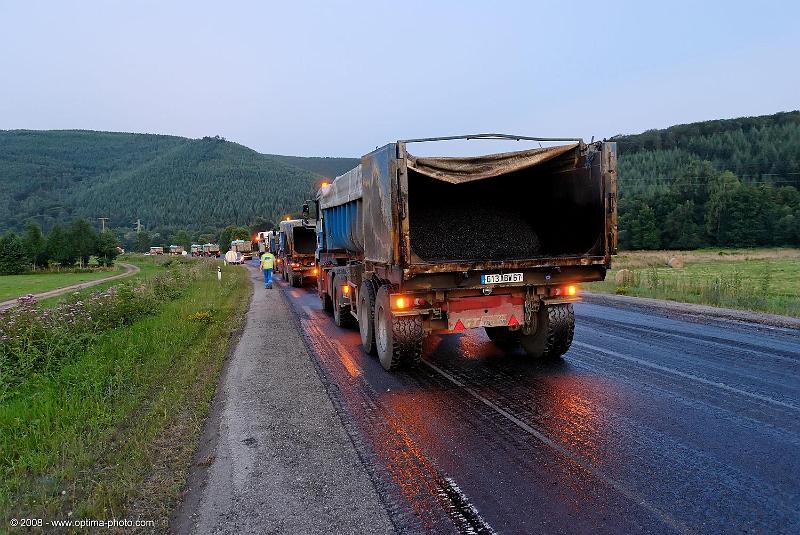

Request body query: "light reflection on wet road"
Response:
[281, 282, 800, 534]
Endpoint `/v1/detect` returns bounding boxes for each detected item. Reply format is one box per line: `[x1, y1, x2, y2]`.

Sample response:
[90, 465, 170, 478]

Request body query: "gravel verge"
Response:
[172, 265, 393, 534]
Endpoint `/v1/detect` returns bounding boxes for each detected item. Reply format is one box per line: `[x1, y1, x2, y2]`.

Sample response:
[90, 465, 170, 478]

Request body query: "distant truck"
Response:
[169, 245, 185, 256]
[190, 244, 203, 256]
[277, 219, 317, 287]
[257, 230, 278, 255]
[315, 134, 617, 371]
[230, 239, 253, 262]
[149, 246, 164, 255]
[202, 243, 220, 257]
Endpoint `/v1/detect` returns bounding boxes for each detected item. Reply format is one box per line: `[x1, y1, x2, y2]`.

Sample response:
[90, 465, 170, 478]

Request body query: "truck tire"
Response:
[333, 282, 353, 328]
[375, 286, 423, 371]
[291, 271, 301, 288]
[484, 326, 521, 350]
[358, 279, 378, 355]
[320, 280, 333, 313]
[519, 304, 575, 359]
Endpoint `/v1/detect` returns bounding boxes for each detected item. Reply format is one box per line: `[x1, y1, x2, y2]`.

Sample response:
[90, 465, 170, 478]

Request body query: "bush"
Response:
[0, 263, 204, 400]
[0, 232, 29, 275]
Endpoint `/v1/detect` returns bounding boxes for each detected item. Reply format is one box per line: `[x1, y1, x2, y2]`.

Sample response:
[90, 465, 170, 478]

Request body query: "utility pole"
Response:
[135, 219, 143, 233]
[98, 217, 110, 232]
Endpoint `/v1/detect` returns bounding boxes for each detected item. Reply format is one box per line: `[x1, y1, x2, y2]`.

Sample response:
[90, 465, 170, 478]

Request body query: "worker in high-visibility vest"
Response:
[260, 251, 275, 289]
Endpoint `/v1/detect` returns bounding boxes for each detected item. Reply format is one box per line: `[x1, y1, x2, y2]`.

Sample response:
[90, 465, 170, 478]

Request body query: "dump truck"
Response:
[256, 231, 278, 254]
[169, 245, 185, 256]
[149, 246, 164, 255]
[230, 239, 253, 262]
[316, 134, 617, 371]
[257, 232, 268, 254]
[202, 243, 220, 257]
[267, 231, 279, 255]
[277, 219, 318, 287]
[190, 244, 203, 256]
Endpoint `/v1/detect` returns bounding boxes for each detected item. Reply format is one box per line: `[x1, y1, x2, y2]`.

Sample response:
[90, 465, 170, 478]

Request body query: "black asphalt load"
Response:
[174, 264, 394, 534]
[281, 279, 800, 535]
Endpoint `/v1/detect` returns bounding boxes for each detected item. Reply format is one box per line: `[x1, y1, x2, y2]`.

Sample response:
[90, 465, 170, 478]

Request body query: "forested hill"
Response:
[267, 154, 360, 179]
[0, 130, 320, 233]
[614, 111, 800, 196]
[612, 111, 800, 249]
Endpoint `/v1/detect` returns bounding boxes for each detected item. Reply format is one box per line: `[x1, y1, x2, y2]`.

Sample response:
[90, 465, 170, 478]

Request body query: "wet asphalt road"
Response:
[279, 279, 800, 535]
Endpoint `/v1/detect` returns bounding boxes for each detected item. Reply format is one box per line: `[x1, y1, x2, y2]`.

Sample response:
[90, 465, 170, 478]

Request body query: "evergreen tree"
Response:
[134, 231, 151, 253]
[23, 221, 49, 268]
[663, 201, 702, 249]
[69, 218, 97, 267]
[172, 229, 192, 250]
[0, 232, 29, 274]
[46, 224, 76, 267]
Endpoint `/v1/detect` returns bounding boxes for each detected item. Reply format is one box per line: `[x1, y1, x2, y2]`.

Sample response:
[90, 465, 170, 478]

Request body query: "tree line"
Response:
[0, 219, 121, 275]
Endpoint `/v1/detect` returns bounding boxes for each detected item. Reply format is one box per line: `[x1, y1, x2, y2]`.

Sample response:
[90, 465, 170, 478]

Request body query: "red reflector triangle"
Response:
[508, 315, 520, 327]
[453, 319, 465, 332]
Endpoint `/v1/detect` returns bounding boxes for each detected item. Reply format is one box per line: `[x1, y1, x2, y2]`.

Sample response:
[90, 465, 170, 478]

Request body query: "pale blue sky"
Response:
[1, 0, 798, 156]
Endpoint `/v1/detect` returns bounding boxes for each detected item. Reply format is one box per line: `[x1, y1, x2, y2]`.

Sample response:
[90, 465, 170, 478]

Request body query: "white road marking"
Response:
[573, 341, 800, 412]
[422, 359, 695, 535]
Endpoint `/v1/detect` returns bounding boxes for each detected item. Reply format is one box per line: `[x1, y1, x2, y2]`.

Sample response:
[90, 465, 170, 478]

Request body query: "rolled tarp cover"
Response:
[406, 143, 579, 184]
[318, 164, 363, 209]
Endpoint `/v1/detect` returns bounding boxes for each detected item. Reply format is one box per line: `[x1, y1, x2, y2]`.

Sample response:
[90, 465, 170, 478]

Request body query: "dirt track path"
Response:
[0, 262, 140, 311]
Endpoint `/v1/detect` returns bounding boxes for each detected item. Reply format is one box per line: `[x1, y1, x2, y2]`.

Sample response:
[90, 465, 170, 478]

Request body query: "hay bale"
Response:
[615, 269, 634, 285]
[667, 257, 684, 269]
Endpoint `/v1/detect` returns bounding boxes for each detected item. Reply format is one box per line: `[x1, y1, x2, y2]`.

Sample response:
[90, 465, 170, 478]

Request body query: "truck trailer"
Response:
[230, 239, 253, 262]
[278, 219, 318, 287]
[256, 230, 278, 255]
[202, 243, 220, 257]
[190, 244, 203, 256]
[316, 134, 617, 371]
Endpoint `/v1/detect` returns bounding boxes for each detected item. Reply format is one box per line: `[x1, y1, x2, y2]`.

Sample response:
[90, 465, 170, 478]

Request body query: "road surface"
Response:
[278, 277, 800, 534]
[0, 262, 140, 311]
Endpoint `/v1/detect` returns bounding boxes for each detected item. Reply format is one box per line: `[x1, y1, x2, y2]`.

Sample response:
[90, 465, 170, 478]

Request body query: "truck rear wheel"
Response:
[519, 304, 575, 359]
[375, 286, 423, 371]
[358, 280, 378, 355]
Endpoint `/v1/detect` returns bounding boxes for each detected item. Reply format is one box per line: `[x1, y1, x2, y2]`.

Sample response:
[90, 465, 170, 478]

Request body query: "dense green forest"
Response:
[1, 113, 798, 252]
[612, 111, 800, 248]
[268, 154, 360, 179]
[0, 130, 322, 238]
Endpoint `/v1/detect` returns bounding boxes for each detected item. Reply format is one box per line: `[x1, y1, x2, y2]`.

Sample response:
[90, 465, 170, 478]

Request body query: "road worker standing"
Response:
[260, 250, 275, 289]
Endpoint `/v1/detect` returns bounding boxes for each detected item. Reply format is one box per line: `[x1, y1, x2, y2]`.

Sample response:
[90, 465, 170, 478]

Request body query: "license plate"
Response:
[481, 272, 523, 284]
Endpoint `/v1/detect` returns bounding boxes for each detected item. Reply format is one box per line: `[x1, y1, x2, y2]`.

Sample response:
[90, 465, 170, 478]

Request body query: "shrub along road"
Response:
[0, 262, 140, 311]
[0, 260, 250, 530]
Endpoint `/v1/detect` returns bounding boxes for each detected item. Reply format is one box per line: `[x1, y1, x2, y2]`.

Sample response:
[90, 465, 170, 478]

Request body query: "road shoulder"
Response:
[172, 266, 394, 534]
[583, 291, 800, 330]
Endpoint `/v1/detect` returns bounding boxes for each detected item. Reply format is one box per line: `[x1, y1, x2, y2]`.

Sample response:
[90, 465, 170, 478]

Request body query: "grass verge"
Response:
[37, 256, 196, 308]
[0, 261, 250, 532]
[0, 268, 121, 302]
[589, 248, 800, 317]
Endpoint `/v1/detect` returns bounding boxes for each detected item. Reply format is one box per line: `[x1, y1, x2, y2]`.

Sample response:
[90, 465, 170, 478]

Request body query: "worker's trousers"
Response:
[263, 268, 273, 288]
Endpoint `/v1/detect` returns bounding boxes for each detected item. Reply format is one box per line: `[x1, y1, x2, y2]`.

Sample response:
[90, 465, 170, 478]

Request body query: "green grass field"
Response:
[0, 267, 121, 302]
[36, 255, 167, 308]
[589, 248, 800, 317]
[0, 261, 250, 528]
